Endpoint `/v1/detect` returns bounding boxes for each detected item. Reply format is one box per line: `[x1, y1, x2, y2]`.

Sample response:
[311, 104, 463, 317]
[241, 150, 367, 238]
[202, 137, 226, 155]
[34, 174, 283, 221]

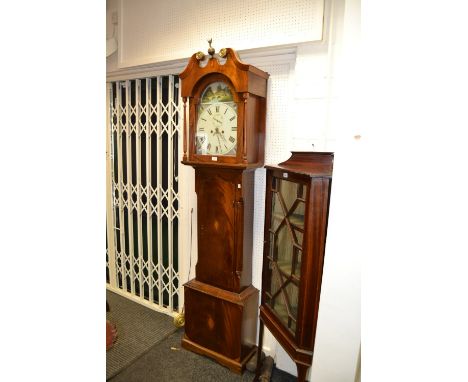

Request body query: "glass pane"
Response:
[272, 291, 287, 323]
[279, 178, 296, 211]
[297, 183, 305, 199]
[271, 192, 283, 232]
[288, 285, 299, 317]
[290, 202, 305, 228]
[276, 225, 293, 275]
[265, 176, 308, 335]
[293, 248, 303, 277]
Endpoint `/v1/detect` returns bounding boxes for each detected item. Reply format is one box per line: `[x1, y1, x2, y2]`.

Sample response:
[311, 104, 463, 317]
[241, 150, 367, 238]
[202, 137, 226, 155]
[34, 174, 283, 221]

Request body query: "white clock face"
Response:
[196, 102, 238, 156]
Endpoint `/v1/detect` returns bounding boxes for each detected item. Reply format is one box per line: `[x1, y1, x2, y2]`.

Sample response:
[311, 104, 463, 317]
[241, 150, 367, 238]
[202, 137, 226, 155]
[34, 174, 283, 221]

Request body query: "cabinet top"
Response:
[265, 151, 334, 177]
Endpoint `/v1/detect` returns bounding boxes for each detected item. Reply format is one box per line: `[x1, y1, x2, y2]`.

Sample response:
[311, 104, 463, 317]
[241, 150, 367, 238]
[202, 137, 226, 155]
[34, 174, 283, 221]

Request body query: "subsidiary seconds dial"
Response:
[196, 103, 237, 156]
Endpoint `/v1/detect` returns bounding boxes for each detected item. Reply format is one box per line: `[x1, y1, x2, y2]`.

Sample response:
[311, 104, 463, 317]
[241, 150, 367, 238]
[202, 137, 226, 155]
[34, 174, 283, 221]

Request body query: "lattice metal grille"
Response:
[107, 76, 182, 313]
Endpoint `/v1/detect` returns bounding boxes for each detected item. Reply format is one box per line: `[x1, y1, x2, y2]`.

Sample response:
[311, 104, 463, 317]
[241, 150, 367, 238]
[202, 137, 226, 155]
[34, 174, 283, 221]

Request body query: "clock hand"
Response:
[219, 134, 228, 142]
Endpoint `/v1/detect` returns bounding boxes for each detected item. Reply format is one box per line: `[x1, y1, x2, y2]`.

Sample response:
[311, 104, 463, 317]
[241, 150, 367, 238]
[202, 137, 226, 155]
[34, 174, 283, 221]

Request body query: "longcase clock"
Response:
[179, 43, 269, 373]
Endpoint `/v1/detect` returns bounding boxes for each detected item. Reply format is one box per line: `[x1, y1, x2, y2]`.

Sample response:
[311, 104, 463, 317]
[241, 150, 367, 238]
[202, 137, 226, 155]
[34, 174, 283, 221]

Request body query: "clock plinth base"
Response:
[182, 279, 259, 374]
[181, 335, 257, 374]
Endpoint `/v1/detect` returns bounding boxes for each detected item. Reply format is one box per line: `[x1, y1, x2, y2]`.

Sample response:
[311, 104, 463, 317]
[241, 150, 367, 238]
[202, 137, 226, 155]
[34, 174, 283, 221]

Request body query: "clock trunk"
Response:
[194, 167, 254, 292]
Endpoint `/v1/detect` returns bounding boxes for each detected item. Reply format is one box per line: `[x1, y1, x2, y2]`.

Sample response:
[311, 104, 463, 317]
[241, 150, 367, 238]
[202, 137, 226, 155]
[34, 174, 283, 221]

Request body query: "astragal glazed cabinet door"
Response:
[255, 151, 333, 382]
[264, 175, 307, 335]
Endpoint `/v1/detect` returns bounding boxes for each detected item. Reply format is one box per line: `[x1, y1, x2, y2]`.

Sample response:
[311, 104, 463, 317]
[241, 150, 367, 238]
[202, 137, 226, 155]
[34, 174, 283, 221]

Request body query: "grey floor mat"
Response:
[106, 290, 177, 380]
[109, 329, 296, 382]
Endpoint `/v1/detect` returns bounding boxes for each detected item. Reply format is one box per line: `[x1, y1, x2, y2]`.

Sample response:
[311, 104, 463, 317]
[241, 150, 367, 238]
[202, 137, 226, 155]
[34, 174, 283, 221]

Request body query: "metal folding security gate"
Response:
[106, 75, 182, 315]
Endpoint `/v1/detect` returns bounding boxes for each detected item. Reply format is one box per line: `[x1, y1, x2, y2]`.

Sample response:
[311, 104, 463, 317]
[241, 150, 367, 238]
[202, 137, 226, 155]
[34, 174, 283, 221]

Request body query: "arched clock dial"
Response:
[196, 103, 237, 155]
[195, 81, 237, 156]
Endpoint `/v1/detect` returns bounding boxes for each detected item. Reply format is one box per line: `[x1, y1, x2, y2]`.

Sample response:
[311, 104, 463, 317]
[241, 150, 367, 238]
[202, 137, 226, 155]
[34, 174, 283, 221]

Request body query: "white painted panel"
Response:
[310, 0, 361, 380]
[119, 0, 324, 67]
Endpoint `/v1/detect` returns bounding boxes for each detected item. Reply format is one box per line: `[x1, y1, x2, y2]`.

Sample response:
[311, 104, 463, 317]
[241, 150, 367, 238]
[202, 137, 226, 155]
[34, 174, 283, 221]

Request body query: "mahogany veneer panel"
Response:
[182, 279, 258, 373]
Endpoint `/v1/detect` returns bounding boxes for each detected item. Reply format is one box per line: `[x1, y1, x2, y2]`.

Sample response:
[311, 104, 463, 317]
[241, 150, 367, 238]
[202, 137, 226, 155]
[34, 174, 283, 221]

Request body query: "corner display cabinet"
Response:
[254, 152, 334, 382]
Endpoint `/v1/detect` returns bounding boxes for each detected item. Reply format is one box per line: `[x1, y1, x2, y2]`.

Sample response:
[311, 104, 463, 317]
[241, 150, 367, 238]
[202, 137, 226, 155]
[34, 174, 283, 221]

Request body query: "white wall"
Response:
[309, 1, 361, 381]
[113, 0, 323, 67]
[106, 0, 360, 380]
[106, 0, 119, 71]
[269, 0, 362, 379]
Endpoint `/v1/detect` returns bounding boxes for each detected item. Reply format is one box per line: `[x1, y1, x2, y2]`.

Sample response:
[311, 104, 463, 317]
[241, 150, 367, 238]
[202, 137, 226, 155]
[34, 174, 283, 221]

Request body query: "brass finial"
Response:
[173, 311, 185, 328]
[207, 38, 215, 57]
[195, 51, 205, 61]
[218, 48, 227, 58]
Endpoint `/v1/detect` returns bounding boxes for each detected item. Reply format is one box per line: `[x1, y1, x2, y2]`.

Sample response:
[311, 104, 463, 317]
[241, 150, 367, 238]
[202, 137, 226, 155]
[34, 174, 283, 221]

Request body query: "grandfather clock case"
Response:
[180, 45, 268, 373]
[255, 152, 334, 382]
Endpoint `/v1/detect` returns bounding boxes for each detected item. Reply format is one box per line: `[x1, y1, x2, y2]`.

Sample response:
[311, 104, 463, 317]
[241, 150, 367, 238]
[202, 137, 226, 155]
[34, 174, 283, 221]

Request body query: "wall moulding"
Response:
[106, 44, 298, 83]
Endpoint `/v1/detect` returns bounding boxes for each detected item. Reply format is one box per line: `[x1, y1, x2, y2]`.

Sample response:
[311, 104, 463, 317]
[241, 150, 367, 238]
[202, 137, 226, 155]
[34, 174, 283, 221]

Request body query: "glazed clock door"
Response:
[195, 81, 238, 156]
[264, 176, 307, 336]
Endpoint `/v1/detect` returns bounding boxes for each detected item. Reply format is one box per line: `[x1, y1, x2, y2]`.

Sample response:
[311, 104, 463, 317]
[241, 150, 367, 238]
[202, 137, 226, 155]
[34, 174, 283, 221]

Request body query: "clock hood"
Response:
[179, 48, 268, 98]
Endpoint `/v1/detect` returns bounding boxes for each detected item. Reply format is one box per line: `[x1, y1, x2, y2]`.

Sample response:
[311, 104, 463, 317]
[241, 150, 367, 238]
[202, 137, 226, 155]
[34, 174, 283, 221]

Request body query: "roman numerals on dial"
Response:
[196, 101, 238, 156]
